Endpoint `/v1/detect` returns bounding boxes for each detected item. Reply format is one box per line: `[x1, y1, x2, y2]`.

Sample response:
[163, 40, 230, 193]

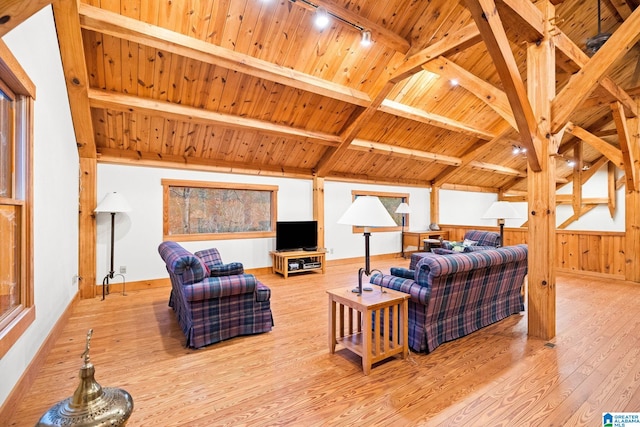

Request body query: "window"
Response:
[0, 41, 35, 359]
[351, 190, 409, 233]
[162, 179, 277, 241]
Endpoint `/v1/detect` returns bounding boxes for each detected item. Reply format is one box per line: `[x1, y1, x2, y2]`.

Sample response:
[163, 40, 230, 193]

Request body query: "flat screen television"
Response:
[276, 221, 318, 251]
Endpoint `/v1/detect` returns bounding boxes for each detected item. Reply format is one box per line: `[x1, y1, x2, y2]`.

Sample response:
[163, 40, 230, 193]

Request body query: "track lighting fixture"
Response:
[512, 145, 526, 155]
[314, 6, 330, 29]
[289, 0, 372, 46]
[360, 30, 372, 46]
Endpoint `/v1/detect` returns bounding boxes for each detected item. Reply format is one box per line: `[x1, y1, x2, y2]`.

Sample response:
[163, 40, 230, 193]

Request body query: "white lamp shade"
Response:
[338, 196, 396, 228]
[95, 192, 132, 213]
[395, 202, 411, 214]
[482, 201, 520, 220]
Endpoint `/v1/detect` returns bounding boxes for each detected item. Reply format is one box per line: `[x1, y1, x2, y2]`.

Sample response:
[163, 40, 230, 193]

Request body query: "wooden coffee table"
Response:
[327, 287, 409, 375]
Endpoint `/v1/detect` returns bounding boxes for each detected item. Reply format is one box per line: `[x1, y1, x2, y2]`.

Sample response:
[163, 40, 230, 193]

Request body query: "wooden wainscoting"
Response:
[441, 225, 625, 279]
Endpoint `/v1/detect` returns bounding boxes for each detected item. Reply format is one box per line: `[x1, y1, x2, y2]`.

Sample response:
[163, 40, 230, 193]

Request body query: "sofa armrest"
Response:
[390, 267, 414, 280]
[370, 273, 430, 305]
[209, 262, 245, 276]
[182, 274, 257, 302]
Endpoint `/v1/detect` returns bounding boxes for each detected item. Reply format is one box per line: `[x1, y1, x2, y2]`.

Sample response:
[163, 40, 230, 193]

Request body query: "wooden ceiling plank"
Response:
[422, 56, 516, 129]
[378, 99, 495, 140]
[52, 0, 96, 158]
[350, 139, 461, 166]
[78, 3, 372, 107]
[464, 0, 542, 172]
[611, 101, 637, 190]
[88, 88, 341, 146]
[566, 122, 624, 167]
[315, 52, 407, 176]
[0, 0, 51, 38]
[551, 6, 640, 133]
[390, 23, 482, 83]
[433, 124, 513, 185]
[600, 76, 639, 117]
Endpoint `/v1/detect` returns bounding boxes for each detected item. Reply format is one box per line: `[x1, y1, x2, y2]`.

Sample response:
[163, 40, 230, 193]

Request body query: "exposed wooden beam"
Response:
[556, 195, 609, 204]
[464, 0, 542, 172]
[422, 57, 516, 129]
[496, 0, 545, 40]
[0, 0, 51, 37]
[611, 101, 637, 191]
[378, 100, 496, 140]
[551, 6, 640, 133]
[97, 147, 314, 178]
[608, 161, 617, 217]
[566, 122, 624, 167]
[350, 139, 461, 166]
[557, 204, 597, 229]
[52, 0, 96, 158]
[88, 89, 342, 145]
[467, 160, 526, 177]
[78, 4, 372, 108]
[390, 23, 482, 83]
[600, 76, 639, 117]
[610, 0, 634, 20]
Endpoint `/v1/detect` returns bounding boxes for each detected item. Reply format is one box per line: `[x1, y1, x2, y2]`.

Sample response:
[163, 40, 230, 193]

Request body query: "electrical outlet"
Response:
[120, 266, 127, 274]
[329, 248, 334, 254]
[72, 275, 78, 286]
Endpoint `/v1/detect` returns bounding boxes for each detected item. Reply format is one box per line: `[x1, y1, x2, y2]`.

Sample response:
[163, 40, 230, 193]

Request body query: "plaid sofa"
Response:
[371, 244, 528, 353]
[158, 241, 273, 349]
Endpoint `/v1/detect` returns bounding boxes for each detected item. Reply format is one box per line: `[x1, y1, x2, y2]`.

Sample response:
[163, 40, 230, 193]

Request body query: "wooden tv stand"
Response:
[270, 250, 326, 279]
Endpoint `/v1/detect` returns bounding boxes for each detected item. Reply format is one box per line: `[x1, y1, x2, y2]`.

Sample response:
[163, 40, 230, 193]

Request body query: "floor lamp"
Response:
[95, 192, 131, 300]
[481, 201, 520, 247]
[338, 196, 396, 295]
[395, 202, 411, 257]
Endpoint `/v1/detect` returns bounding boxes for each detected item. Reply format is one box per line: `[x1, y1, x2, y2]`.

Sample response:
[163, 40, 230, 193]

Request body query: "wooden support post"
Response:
[572, 142, 582, 216]
[78, 157, 97, 299]
[313, 176, 325, 251]
[430, 185, 440, 226]
[526, 1, 556, 340]
[625, 111, 640, 282]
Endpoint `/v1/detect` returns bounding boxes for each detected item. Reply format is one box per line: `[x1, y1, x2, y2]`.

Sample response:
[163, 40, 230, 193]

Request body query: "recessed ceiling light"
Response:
[450, 79, 459, 86]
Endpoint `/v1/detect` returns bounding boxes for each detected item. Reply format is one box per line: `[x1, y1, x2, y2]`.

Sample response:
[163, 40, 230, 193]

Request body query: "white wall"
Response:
[96, 164, 433, 282]
[0, 7, 79, 407]
[556, 168, 625, 231]
[440, 190, 527, 228]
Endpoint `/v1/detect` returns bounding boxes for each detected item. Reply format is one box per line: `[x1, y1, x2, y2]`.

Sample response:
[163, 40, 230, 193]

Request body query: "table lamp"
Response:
[338, 196, 396, 295]
[481, 201, 520, 247]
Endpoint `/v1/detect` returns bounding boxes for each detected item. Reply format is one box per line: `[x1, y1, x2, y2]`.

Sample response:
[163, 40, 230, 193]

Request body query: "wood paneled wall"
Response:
[440, 224, 625, 279]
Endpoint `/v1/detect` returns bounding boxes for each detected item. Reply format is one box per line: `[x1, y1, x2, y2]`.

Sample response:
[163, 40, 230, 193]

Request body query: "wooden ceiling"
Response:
[5, 0, 640, 192]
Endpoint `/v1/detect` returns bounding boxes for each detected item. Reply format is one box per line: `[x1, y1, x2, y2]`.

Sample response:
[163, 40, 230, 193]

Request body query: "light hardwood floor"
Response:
[8, 258, 640, 426]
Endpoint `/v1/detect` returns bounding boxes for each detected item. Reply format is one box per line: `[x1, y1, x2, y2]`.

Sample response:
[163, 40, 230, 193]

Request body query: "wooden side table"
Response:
[327, 287, 409, 375]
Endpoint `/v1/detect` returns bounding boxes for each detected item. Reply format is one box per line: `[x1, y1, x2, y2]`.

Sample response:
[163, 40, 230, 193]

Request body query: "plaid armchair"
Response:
[158, 241, 273, 348]
[372, 245, 528, 353]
